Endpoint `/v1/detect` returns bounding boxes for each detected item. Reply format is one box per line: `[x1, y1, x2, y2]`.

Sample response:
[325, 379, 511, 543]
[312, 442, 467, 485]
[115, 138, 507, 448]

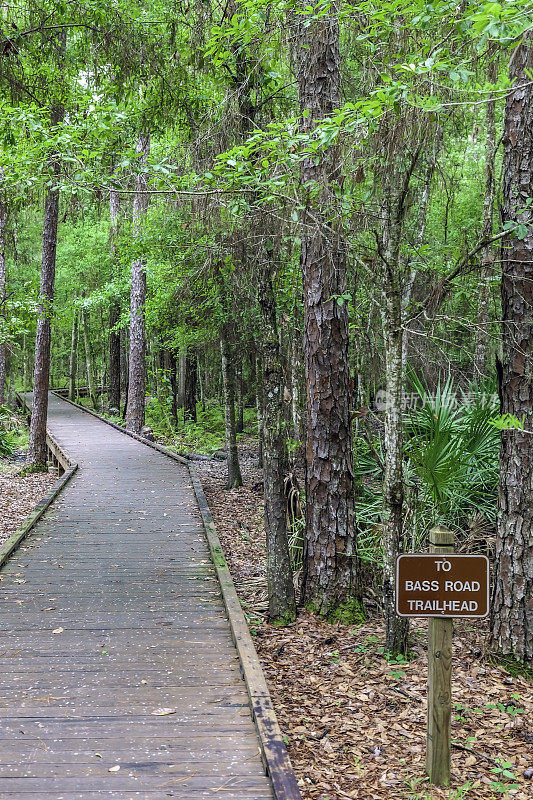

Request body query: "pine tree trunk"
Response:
[220, 326, 242, 489]
[0, 181, 6, 406]
[27, 105, 63, 467]
[126, 132, 150, 435]
[81, 307, 97, 409]
[259, 255, 297, 624]
[474, 53, 498, 377]
[184, 348, 198, 423]
[68, 309, 78, 401]
[490, 33, 533, 663]
[108, 188, 121, 411]
[295, 9, 361, 619]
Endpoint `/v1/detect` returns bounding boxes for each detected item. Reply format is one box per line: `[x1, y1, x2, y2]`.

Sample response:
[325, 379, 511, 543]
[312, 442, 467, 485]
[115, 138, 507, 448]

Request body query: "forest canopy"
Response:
[1, 0, 532, 662]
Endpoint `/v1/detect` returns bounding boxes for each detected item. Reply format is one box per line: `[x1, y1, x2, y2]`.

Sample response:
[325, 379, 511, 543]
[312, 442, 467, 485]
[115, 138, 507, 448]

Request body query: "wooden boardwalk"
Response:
[0, 394, 274, 799]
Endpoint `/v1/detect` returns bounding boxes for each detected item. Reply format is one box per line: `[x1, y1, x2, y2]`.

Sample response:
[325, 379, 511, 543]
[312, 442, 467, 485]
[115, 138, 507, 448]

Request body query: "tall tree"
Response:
[126, 132, 150, 434]
[26, 103, 64, 466]
[258, 243, 297, 624]
[294, 6, 361, 619]
[108, 187, 121, 411]
[490, 31, 533, 663]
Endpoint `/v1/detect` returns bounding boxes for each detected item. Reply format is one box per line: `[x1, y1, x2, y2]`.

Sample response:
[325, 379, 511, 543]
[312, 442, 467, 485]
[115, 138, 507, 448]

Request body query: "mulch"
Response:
[195, 445, 533, 800]
[0, 460, 55, 545]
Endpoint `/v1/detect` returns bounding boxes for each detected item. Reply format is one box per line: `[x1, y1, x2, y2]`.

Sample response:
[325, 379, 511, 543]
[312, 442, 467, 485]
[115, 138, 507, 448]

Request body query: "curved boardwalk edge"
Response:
[51, 392, 303, 800]
[0, 395, 79, 570]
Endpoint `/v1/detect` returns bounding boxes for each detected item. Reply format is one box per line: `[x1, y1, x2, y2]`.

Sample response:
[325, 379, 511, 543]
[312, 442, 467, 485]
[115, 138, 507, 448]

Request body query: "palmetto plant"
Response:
[404, 374, 499, 528]
[0, 406, 18, 458]
[355, 375, 499, 563]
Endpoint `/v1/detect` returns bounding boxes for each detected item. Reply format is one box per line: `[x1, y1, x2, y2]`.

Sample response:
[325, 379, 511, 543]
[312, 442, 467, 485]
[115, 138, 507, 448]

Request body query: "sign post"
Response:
[395, 527, 490, 787]
[426, 526, 454, 786]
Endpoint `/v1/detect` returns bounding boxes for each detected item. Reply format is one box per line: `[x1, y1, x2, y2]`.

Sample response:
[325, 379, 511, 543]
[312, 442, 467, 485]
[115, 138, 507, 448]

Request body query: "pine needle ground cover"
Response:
[196, 454, 533, 800]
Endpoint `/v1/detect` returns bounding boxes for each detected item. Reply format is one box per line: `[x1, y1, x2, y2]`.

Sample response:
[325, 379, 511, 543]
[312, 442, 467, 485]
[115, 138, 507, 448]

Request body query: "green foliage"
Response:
[355, 377, 500, 562]
[0, 407, 29, 458]
[490, 759, 519, 793]
[404, 374, 499, 525]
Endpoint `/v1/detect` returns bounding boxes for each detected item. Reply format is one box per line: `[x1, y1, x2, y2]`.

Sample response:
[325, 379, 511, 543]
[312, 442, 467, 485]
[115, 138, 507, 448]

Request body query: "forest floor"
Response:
[0, 456, 55, 545]
[4, 410, 531, 800]
[195, 441, 533, 800]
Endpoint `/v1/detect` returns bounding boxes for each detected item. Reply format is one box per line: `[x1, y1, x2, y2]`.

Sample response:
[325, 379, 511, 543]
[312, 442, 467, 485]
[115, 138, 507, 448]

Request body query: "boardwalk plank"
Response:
[0, 394, 273, 799]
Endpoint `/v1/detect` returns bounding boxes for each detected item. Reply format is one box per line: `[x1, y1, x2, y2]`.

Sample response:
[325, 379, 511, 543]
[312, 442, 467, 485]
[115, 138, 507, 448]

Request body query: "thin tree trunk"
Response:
[259, 252, 297, 623]
[295, 9, 361, 619]
[490, 33, 533, 663]
[474, 52, 499, 377]
[401, 126, 441, 372]
[235, 356, 244, 433]
[81, 307, 97, 409]
[184, 348, 198, 423]
[256, 354, 263, 469]
[165, 349, 178, 428]
[22, 332, 28, 393]
[126, 132, 150, 435]
[0, 177, 6, 406]
[220, 326, 242, 489]
[68, 308, 78, 401]
[178, 350, 186, 409]
[198, 357, 205, 413]
[27, 102, 64, 467]
[381, 190, 410, 656]
[108, 188, 121, 411]
[290, 320, 303, 452]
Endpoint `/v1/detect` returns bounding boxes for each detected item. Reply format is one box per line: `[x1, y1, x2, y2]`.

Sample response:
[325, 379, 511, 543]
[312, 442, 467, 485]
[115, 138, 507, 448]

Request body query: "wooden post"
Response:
[427, 525, 453, 786]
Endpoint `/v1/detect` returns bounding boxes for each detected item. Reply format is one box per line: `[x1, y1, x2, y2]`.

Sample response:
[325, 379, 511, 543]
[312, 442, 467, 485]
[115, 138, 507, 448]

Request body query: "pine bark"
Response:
[126, 133, 150, 434]
[68, 309, 78, 401]
[27, 105, 63, 466]
[259, 252, 297, 624]
[108, 188, 121, 411]
[295, 9, 361, 618]
[490, 33, 533, 663]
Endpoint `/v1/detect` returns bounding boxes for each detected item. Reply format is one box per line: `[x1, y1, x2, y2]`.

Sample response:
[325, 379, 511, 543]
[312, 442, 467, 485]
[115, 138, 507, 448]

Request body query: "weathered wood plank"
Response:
[0, 393, 275, 799]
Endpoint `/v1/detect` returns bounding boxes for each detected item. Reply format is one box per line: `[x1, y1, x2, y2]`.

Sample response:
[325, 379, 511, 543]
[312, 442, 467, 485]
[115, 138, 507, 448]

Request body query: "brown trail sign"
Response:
[395, 527, 490, 787]
[396, 553, 489, 618]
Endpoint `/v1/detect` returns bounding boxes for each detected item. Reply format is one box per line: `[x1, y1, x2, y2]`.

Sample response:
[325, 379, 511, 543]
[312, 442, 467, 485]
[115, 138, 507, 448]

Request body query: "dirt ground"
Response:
[195, 445, 533, 800]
